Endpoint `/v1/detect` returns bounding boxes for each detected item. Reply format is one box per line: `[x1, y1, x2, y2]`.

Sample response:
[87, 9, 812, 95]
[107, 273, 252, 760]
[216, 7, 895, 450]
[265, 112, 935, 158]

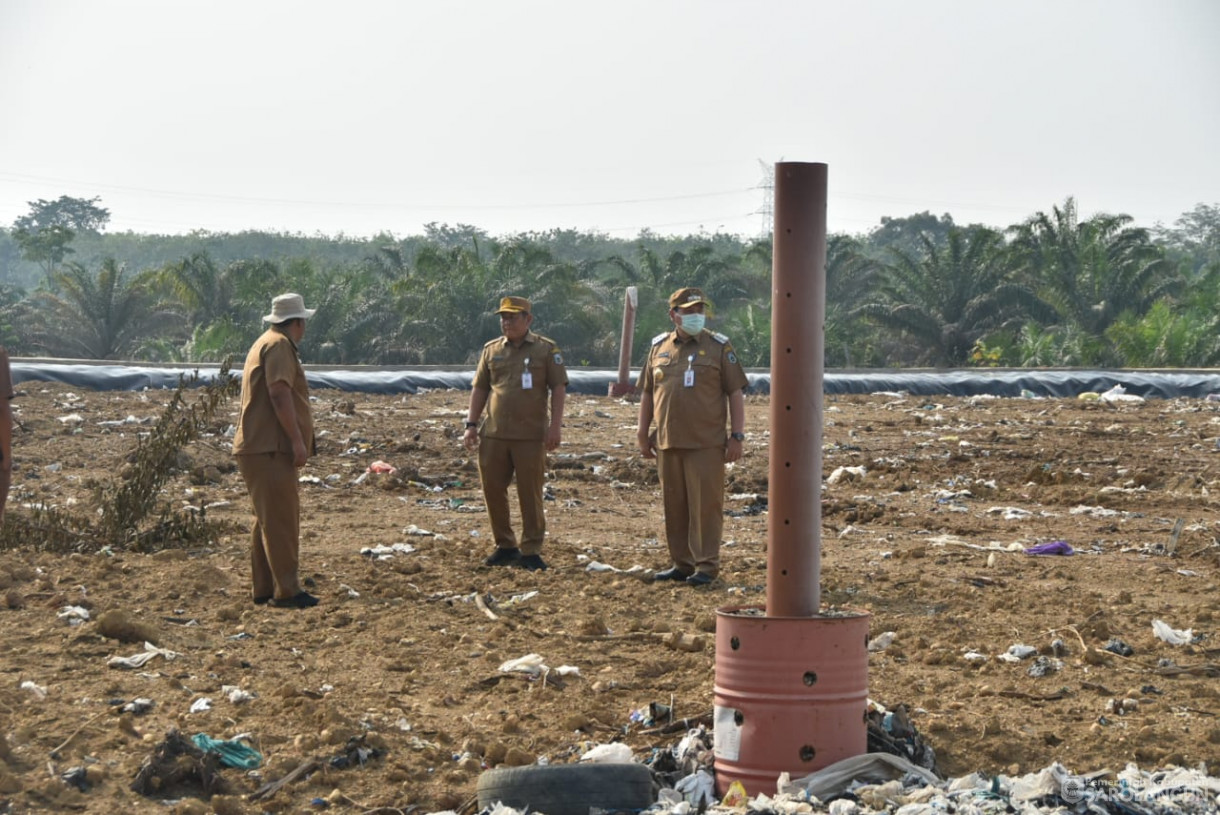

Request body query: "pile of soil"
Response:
[1, 384, 1218, 813]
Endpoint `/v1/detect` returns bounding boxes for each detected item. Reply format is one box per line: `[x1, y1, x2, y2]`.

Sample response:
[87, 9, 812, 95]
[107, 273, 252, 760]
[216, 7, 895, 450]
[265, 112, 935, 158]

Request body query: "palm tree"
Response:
[25, 259, 178, 359]
[858, 226, 1031, 367]
[1010, 198, 1178, 364]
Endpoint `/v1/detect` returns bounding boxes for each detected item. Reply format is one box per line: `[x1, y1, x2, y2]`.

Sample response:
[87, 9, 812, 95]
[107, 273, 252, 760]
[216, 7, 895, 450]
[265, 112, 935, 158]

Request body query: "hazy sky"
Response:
[1, 0, 1217, 240]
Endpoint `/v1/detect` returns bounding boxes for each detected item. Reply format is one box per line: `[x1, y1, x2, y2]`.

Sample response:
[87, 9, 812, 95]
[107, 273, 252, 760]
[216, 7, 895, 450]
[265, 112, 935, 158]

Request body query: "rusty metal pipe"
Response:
[766, 163, 827, 618]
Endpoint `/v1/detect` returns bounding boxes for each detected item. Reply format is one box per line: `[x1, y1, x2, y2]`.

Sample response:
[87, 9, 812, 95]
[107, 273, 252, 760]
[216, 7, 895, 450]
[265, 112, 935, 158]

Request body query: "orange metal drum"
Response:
[713, 605, 870, 796]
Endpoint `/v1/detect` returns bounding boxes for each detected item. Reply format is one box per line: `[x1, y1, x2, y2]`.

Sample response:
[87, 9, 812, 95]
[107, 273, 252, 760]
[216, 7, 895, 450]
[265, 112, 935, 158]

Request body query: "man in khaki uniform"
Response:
[464, 296, 568, 571]
[233, 293, 319, 608]
[0, 347, 12, 522]
[637, 287, 748, 586]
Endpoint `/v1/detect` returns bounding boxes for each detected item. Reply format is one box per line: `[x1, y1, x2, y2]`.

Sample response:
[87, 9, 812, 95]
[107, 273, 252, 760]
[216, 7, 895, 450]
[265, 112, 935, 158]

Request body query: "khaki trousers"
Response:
[236, 452, 303, 601]
[658, 446, 725, 578]
[477, 436, 547, 555]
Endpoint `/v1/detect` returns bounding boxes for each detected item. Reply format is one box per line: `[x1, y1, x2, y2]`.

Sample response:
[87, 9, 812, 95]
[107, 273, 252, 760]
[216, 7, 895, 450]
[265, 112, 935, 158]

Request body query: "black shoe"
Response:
[485, 548, 521, 567]
[253, 595, 272, 605]
[685, 572, 714, 587]
[653, 567, 689, 582]
[270, 591, 320, 608]
[519, 554, 548, 571]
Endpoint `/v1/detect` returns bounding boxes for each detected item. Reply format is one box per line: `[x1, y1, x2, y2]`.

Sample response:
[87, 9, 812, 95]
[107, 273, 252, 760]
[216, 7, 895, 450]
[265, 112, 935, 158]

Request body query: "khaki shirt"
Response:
[233, 328, 314, 456]
[639, 329, 748, 450]
[474, 331, 568, 441]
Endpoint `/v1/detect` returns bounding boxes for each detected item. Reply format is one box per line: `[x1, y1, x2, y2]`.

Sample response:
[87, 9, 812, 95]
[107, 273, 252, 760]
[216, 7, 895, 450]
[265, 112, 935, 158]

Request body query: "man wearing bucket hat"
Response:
[637, 287, 748, 587]
[463, 296, 568, 571]
[233, 293, 320, 608]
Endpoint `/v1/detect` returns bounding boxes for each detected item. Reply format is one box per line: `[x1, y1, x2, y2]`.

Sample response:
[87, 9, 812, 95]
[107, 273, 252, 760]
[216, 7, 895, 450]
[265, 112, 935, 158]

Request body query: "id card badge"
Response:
[521, 371, 533, 389]
[684, 355, 695, 387]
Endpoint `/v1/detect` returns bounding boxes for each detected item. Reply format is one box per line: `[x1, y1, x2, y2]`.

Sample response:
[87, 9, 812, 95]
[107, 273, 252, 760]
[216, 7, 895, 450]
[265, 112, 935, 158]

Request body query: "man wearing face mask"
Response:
[637, 287, 748, 586]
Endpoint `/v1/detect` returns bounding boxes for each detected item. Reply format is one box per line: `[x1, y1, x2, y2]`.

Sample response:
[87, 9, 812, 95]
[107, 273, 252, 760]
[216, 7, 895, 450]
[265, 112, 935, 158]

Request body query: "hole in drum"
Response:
[730, 636, 740, 651]
[803, 671, 817, 686]
[800, 745, 816, 762]
[734, 710, 744, 726]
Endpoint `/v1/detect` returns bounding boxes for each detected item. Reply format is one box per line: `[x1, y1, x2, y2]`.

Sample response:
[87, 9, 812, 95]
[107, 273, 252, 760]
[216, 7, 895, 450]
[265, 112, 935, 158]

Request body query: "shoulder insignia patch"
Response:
[553, 352, 564, 365]
[727, 351, 737, 365]
[711, 332, 730, 344]
[651, 332, 670, 346]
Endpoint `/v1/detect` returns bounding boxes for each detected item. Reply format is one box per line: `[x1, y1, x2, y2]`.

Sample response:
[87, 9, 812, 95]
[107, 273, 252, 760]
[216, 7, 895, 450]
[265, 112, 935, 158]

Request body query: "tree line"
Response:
[1, 195, 1217, 369]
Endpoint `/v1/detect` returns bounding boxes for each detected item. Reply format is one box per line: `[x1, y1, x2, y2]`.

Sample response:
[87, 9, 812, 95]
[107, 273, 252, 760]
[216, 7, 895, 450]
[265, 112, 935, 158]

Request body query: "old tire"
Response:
[476, 762, 654, 815]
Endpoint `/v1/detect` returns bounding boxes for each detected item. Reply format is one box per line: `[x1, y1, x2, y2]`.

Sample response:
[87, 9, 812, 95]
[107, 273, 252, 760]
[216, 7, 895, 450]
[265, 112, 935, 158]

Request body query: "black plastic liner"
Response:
[10, 361, 1220, 400]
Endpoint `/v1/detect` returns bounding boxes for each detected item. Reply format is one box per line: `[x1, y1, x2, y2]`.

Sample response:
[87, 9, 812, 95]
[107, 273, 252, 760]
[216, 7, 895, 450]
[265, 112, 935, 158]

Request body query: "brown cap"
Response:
[495, 296, 532, 315]
[668, 287, 707, 309]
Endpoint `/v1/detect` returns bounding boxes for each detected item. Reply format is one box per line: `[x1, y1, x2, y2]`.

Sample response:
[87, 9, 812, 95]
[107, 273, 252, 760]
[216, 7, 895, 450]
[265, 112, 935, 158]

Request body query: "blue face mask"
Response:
[679, 313, 706, 334]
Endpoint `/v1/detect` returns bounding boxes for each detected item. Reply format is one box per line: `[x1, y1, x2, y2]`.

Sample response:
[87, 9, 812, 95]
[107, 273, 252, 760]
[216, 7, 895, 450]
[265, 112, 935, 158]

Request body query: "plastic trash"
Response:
[122, 698, 154, 714]
[1104, 638, 1134, 657]
[190, 733, 263, 768]
[997, 644, 1037, 662]
[498, 654, 548, 677]
[1024, 541, 1074, 556]
[674, 768, 716, 807]
[867, 631, 897, 653]
[367, 460, 397, 474]
[189, 698, 212, 713]
[57, 605, 90, 624]
[222, 685, 256, 704]
[1152, 619, 1194, 645]
[580, 743, 635, 763]
[108, 642, 180, 669]
[20, 680, 48, 699]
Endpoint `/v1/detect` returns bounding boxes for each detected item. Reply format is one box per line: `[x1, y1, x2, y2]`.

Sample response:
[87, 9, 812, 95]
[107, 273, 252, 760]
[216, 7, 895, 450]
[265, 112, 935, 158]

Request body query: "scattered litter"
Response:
[60, 766, 90, 791]
[360, 542, 417, 559]
[402, 524, 435, 537]
[1024, 541, 1074, 556]
[57, 605, 90, 625]
[366, 460, 397, 474]
[827, 466, 867, 485]
[189, 698, 212, 713]
[673, 768, 717, 807]
[1104, 638, 1134, 657]
[868, 631, 896, 653]
[222, 685, 256, 704]
[108, 642, 180, 669]
[500, 591, 538, 608]
[1070, 505, 1121, 517]
[987, 506, 1033, 520]
[122, 698, 154, 714]
[1027, 656, 1063, 677]
[580, 743, 634, 763]
[190, 733, 263, 769]
[57, 414, 84, 425]
[498, 653, 548, 677]
[997, 644, 1038, 662]
[1100, 384, 1145, 403]
[20, 680, 48, 699]
[1152, 619, 1195, 646]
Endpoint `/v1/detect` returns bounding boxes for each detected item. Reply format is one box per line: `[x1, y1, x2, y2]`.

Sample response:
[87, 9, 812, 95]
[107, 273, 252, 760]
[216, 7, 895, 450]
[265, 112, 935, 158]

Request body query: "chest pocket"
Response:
[490, 356, 545, 385]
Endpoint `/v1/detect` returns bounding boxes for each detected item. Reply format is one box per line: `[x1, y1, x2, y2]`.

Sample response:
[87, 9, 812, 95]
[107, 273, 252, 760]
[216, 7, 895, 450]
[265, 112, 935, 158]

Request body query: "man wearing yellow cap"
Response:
[464, 296, 568, 571]
[637, 287, 748, 586]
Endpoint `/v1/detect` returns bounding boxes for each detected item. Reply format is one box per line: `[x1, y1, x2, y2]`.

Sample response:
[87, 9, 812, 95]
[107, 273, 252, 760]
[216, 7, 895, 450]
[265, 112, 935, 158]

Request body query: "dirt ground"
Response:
[1, 382, 1219, 814]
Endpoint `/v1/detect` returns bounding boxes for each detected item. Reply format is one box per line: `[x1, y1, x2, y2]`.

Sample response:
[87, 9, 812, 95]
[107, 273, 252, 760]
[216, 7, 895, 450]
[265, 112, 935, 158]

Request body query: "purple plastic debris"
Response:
[1025, 541, 1074, 556]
